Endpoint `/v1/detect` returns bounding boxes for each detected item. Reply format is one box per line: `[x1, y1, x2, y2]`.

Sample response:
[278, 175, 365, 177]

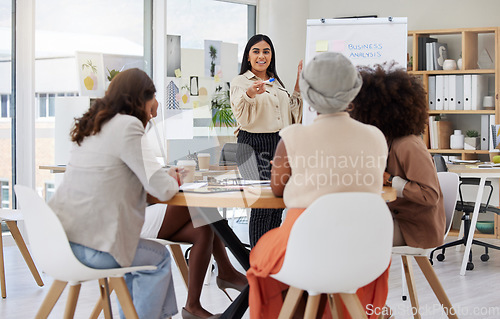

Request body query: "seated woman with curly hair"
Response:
[350, 64, 446, 250]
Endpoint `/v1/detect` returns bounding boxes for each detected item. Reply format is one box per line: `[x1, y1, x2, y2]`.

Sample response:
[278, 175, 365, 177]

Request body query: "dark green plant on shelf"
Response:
[211, 85, 235, 127]
[466, 130, 479, 137]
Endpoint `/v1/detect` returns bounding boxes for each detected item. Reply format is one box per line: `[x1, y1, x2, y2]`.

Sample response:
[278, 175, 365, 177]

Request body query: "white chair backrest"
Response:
[437, 172, 459, 237]
[272, 192, 393, 295]
[14, 185, 112, 282]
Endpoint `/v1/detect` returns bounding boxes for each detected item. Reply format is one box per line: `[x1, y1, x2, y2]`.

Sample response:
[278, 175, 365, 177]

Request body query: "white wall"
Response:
[258, 0, 500, 90]
[257, 0, 308, 91]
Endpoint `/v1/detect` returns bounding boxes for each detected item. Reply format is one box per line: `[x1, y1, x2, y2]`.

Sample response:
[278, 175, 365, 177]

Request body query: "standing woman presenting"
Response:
[230, 34, 303, 247]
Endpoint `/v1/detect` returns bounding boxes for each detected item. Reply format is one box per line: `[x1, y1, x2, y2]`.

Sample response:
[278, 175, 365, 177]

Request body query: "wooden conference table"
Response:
[447, 164, 500, 276]
[150, 186, 396, 319]
[41, 164, 396, 318]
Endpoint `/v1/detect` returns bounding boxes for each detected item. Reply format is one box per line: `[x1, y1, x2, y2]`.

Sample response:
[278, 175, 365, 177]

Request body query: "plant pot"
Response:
[464, 137, 480, 150]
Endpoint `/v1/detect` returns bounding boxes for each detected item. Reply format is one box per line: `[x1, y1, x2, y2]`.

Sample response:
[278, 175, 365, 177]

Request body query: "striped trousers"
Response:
[236, 130, 283, 247]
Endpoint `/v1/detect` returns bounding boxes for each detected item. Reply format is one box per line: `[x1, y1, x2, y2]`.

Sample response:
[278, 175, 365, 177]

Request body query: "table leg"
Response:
[460, 177, 485, 276]
[210, 219, 250, 270]
[219, 285, 249, 319]
[209, 219, 251, 319]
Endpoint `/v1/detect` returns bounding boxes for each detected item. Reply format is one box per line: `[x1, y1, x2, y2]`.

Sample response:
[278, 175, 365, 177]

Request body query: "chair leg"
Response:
[414, 256, 458, 319]
[90, 278, 117, 319]
[339, 293, 368, 319]
[328, 294, 344, 319]
[401, 255, 421, 319]
[36, 280, 68, 318]
[401, 258, 408, 301]
[5, 221, 44, 286]
[304, 294, 321, 319]
[109, 277, 139, 319]
[277, 286, 303, 319]
[0, 229, 5, 298]
[169, 244, 189, 289]
[98, 278, 114, 319]
[63, 284, 81, 319]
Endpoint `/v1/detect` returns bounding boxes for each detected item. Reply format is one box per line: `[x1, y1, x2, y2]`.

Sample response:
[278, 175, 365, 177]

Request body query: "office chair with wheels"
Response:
[271, 192, 393, 318]
[430, 155, 500, 270]
[219, 142, 238, 166]
[14, 185, 156, 319]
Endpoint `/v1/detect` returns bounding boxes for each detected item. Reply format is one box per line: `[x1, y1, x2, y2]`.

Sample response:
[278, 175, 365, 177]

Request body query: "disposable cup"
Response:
[198, 153, 210, 170]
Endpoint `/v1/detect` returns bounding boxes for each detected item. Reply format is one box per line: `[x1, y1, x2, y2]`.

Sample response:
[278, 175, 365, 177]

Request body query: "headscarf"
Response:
[300, 52, 362, 114]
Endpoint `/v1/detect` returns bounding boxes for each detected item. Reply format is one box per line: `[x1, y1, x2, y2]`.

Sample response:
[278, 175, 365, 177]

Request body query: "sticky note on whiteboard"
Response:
[315, 40, 328, 52]
[174, 69, 182, 78]
[332, 40, 345, 52]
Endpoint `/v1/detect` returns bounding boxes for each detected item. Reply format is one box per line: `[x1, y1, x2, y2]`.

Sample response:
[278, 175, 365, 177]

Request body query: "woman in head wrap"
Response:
[246, 52, 389, 319]
[230, 34, 303, 247]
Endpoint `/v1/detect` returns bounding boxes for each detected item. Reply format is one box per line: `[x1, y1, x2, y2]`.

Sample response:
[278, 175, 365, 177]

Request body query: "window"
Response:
[0, 179, 9, 208]
[164, 0, 256, 163]
[35, 0, 147, 194]
[36, 92, 77, 118]
[0, 2, 13, 208]
[0, 95, 10, 118]
[44, 181, 55, 201]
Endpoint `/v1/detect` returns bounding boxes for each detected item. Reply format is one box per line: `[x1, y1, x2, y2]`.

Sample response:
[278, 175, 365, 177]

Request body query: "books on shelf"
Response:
[418, 36, 437, 70]
[428, 116, 453, 149]
[491, 124, 500, 149]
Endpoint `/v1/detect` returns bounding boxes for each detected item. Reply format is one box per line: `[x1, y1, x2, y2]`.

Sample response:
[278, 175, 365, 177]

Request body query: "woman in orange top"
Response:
[247, 52, 389, 319]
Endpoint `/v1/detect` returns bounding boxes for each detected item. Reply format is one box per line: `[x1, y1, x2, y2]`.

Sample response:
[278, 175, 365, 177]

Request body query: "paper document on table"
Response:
[181, 185, 243, 193]
[236, 180, 270, 185]
[180, 182, 208, 191]
[477, 163, 500, 168]
[451, 159, 479, 164]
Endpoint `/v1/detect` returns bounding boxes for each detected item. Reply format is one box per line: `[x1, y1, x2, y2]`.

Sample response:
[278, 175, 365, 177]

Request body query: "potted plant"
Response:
[211, 85, 235, 127]
[464, 130, 480, 150]
[106, 68, 120, 81]
[209, 45, 217, 77]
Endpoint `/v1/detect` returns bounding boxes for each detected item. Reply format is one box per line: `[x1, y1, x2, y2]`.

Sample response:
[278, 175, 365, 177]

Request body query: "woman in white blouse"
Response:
[230, 34, 303, 247]
[49, 69, 179, 319]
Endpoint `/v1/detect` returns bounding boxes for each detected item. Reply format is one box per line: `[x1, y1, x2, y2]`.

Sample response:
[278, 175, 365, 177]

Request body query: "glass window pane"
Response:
[0, 2, 13, 208]
[39, 93, 47, 117]
[35, 0, 145, 196]
[165, 0, 252, 163]
[48, 93, 55, 116]
[1, 95, 7, 117]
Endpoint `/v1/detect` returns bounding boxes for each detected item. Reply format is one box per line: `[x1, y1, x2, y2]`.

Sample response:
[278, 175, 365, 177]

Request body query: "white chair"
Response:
[270, 192, 393, 318]
[393, 171, 459, 319]
[148, 238, 189, 288]
[14, 184, 156, 319]
[89, 237, 190, 318]
[0, 209, 44, 298]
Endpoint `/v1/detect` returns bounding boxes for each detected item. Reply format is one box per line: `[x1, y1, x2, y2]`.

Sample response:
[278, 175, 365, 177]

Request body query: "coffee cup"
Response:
[198, 153, 210, 170]
[176, 159, 196, 183]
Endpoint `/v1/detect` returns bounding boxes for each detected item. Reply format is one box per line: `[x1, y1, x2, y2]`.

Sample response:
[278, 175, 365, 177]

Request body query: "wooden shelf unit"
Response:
[409, 27, 500, 239]
[408, 27, 500, 160]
